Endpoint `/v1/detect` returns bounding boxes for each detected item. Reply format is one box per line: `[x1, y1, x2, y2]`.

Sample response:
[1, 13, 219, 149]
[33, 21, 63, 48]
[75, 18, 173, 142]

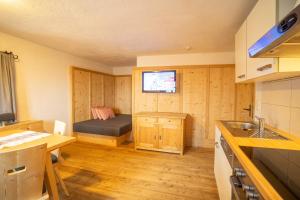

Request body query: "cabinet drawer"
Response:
[14, 124, 28, 130]
[158, 118, 181, 126]
[27, 122, 43, 131]
[137, 117, 157, 124]
[17, 122, 43, 132]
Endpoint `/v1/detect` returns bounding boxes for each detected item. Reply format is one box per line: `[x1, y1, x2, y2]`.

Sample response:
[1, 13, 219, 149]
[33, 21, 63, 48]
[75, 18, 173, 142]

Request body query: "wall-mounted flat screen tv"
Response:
[142, 70, 176, 93]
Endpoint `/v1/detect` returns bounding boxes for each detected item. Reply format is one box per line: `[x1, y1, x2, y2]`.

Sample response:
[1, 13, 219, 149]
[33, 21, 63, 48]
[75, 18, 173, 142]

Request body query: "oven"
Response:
[217, 134, 262, 200]
[230, 154, 262, 200]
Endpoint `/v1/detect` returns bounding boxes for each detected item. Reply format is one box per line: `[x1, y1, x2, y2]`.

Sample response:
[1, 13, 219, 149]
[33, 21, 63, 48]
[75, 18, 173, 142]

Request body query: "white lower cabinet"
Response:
[214, 127, 232, 200]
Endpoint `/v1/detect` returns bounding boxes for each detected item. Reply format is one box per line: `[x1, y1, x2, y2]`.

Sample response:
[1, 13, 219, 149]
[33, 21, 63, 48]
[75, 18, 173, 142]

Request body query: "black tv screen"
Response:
[142, 70, 176, 93]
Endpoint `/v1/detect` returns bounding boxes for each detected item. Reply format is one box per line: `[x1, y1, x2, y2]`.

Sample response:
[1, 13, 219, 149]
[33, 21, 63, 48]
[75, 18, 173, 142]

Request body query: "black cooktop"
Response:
[241, 147, 300, 200]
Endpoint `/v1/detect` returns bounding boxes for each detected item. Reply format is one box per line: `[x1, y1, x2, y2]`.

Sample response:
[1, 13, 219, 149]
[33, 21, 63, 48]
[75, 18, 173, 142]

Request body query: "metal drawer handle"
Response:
[257, 64, 272, 71]
[237, 74, 245, 79]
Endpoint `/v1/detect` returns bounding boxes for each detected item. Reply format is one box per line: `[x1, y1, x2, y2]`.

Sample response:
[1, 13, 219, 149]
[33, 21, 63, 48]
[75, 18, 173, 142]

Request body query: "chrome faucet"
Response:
[255, 116, 265, 136]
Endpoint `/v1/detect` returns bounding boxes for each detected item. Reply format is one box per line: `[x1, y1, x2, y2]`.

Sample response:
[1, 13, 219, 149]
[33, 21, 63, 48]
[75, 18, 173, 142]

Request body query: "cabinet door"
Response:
[246, 0, 278, 79]
[214, 127, 232, 200]
[136, 117, 158, 149]
[235, 21, 247, 82]
[158, 118, 182, 152]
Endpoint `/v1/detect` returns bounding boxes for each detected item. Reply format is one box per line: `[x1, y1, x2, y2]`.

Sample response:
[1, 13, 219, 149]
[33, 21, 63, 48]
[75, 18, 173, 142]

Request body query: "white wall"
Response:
[113, 66, 133, 75]
[255, 78, 300, 137]
[137, 52, 235, 67]
[0, 31, 112, 134]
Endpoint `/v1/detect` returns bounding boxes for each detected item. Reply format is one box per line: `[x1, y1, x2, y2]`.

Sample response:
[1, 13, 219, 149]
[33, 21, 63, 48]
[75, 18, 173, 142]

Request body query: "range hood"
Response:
[248, 3, 300, 58]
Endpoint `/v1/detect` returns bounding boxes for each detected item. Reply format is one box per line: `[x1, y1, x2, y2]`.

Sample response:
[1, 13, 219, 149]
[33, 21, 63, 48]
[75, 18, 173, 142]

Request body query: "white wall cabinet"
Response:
[246, 0, 278, 80]
[235, 0, 300, 83]
[214, 127, 232, 200]
[235, 21, 247, 82]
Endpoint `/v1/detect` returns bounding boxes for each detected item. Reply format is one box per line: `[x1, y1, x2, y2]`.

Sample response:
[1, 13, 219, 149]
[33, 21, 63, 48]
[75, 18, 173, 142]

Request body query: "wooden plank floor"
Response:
[58, 142, 219, 200]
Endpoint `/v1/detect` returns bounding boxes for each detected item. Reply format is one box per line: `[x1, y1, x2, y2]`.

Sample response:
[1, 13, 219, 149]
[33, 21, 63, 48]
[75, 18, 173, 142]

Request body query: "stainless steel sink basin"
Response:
[222, 121, 287, 140]
[224, 121, 257, 130]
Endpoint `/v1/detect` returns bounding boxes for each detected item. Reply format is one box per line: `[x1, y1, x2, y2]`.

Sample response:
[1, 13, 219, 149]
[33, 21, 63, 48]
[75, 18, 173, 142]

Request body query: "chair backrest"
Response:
[54, 120, 66, 136]
[52, 120, 66, 157]
[0, 143, 47, 200]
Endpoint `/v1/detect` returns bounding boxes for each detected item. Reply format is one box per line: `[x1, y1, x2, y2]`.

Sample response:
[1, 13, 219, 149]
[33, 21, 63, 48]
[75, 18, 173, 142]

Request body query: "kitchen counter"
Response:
[216, 120, 300, 200]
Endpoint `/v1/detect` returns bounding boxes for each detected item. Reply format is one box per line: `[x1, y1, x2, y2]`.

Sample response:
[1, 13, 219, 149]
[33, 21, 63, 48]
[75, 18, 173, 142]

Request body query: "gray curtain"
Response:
[0, 52, 16, 117]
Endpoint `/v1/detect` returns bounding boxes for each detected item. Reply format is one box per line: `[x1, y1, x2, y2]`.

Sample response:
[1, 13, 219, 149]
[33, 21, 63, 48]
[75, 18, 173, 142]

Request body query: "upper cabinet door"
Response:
[234, 0, 298, 83]
[246, 0, 278, 80]
[235, 21, 247, 82]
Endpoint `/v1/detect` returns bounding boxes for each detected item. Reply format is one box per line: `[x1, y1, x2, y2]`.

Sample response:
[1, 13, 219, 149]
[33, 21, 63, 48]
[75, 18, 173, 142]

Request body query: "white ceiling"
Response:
[0, 0, 257, 67]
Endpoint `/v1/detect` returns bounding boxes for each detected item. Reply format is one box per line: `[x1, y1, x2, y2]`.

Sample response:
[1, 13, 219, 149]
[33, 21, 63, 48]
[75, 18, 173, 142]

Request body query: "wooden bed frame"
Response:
[74, 131, 131, 147]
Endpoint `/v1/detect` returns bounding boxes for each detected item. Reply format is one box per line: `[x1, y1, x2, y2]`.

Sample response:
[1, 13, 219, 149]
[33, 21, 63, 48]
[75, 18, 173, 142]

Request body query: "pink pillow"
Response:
[91, 107, 98, 119]
[106, 107, 115, 119]
[95, 107, 103, 120]
[97, 108, 110, 120]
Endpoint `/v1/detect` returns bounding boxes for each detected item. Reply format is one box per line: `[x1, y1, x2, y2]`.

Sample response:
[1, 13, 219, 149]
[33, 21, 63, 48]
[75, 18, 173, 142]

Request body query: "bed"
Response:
[73, 114, 132, 146]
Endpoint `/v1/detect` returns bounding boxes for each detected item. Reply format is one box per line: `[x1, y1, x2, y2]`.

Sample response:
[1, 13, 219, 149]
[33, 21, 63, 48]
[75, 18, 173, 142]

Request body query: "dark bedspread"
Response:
[73, 114, 132, 137]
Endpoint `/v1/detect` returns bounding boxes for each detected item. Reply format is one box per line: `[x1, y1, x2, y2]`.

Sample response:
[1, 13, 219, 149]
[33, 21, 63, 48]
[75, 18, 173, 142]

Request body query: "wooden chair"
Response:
[0, 143, 47, 200]
[51, 120, 70, 196]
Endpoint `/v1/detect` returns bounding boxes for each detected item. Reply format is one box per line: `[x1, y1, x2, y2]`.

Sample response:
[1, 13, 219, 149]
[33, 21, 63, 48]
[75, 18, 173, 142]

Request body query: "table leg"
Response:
[45, 152, 59, 200]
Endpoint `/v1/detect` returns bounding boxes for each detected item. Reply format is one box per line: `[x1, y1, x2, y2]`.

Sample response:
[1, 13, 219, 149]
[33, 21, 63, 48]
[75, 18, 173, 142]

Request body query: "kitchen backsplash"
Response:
[255, 77, 300, 137]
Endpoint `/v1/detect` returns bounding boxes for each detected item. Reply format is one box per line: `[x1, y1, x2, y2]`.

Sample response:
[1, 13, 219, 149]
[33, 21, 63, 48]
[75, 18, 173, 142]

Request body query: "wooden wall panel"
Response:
[104, 75, 115, 108]
[72, 67, 133, 126]
[91, 73, 104, 107]
[131, 65, 253, 148]
[115, 76, 132, 114]
[73, 69, 91, 123]
[133, 70, 158, 113]
[182, 68, 209, 147]
[208, 67, 236, 144]
[157, 69, 182, 113]
[220, 67, 236, 120]
[133, 69, 182, 113]
[235, 83, 255, 121]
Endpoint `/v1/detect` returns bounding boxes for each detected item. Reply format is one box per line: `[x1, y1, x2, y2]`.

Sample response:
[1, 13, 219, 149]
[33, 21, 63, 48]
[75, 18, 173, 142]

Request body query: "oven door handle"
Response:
[230, 176, 242, 200]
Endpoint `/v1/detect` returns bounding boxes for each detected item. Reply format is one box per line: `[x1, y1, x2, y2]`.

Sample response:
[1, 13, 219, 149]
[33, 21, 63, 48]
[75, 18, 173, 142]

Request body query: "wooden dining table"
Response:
[0, 129, 76, 200]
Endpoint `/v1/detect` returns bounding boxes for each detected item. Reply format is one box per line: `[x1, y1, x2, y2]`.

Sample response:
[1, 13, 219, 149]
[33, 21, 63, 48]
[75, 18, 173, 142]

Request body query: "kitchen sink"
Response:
[224, 121, 257, 131]
[222, 121, 287, 140]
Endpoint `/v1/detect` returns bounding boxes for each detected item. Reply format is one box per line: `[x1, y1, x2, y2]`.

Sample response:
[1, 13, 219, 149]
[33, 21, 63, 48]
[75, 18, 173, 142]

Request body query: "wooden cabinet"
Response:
[214, 127, 232, 200]
[25, 121, 44, 132]
[235, 21, 247, 82]
[158, 118, 182, 151]
[136, 117, 158, 149]
[0, 121, 44, 132]
[134, 112, 186, 155]
[235, 0, 300, 82]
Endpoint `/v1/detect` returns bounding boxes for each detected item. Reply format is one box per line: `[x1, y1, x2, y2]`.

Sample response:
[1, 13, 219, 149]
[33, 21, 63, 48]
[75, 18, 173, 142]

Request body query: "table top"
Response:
[0, 129, 76, 153]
